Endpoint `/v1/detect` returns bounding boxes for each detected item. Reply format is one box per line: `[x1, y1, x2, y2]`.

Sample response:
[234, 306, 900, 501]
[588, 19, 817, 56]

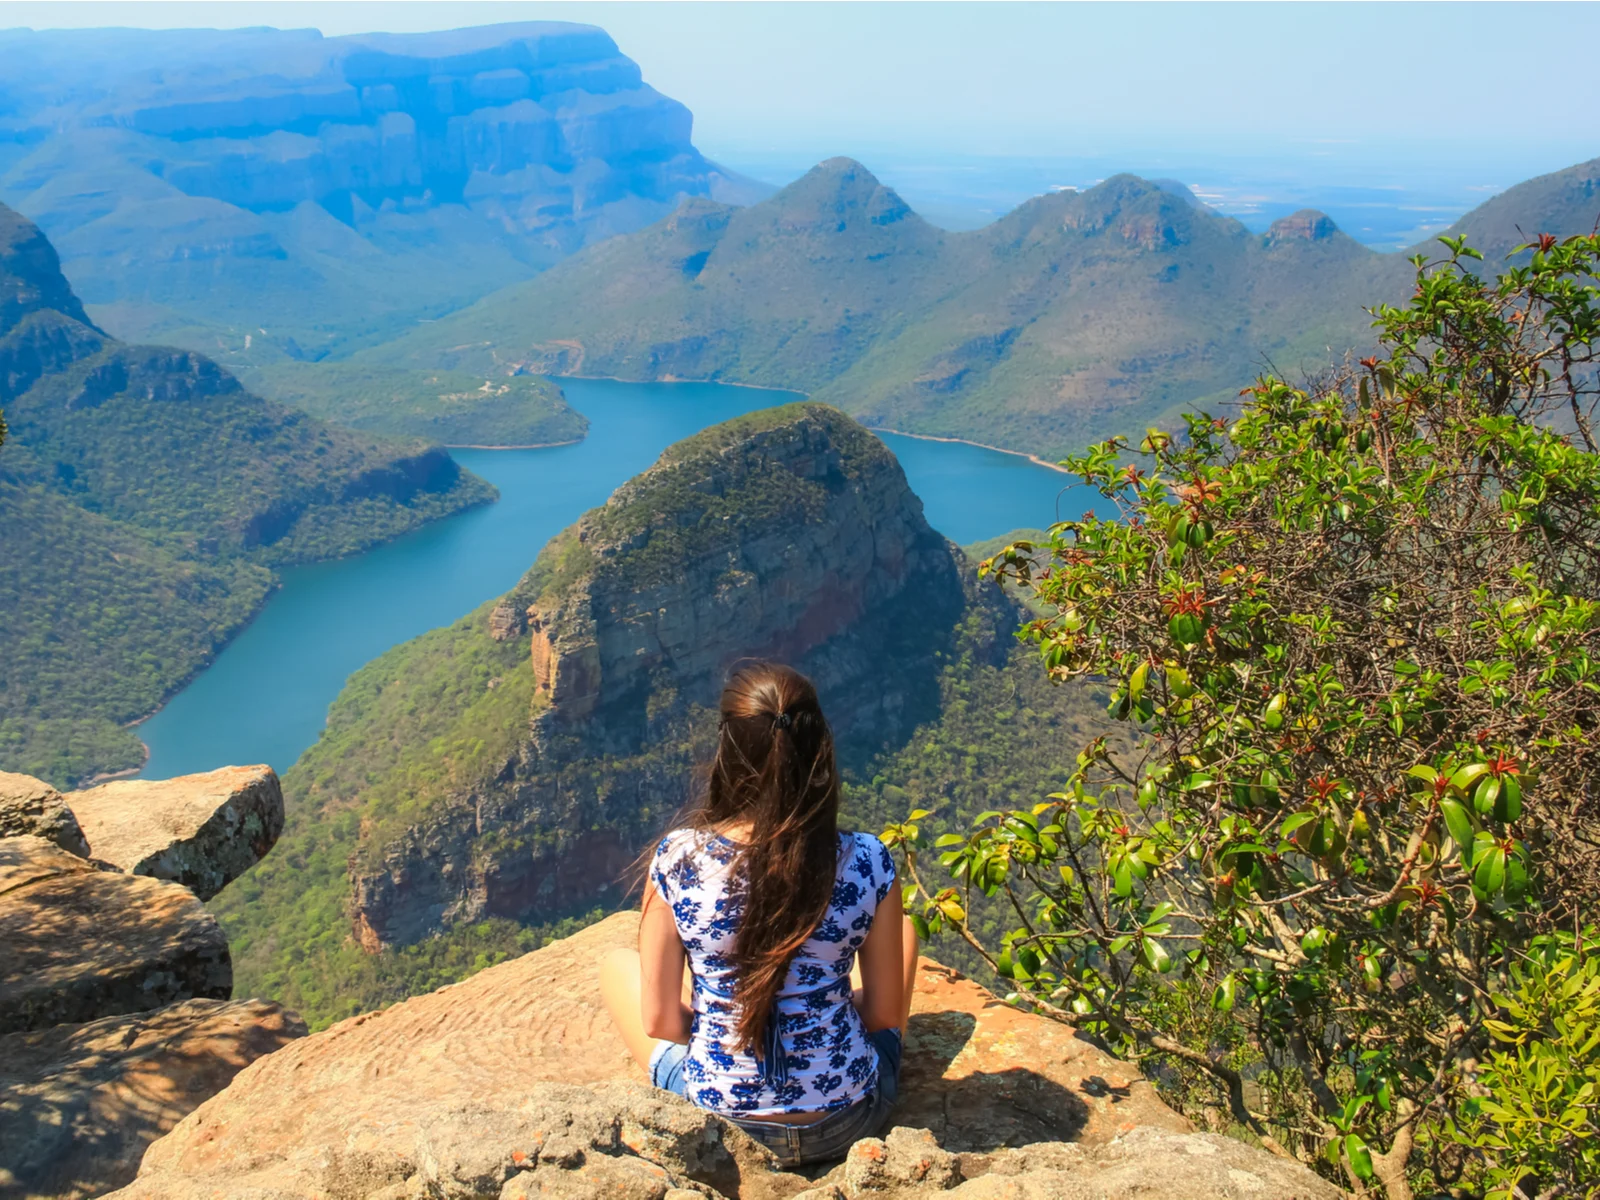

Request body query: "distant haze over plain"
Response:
[5, 0, 1597, 241]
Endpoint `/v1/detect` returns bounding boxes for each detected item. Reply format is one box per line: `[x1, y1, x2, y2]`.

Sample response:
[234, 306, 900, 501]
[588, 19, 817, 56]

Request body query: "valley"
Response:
[136, 377, 1100, 782]
[0, 202, 494, 788]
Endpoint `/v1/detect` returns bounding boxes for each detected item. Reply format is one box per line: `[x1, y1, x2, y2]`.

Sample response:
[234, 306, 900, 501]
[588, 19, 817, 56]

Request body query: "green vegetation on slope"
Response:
[363, 161, 1396, 460]
[961, 527, 1049, 564]
[216, 602, 542, 1026]
[0, 448, 274, 783]
[0, 200, 496, 785]
[240, 362, 587, 447]
[367, 155, 1600, 461]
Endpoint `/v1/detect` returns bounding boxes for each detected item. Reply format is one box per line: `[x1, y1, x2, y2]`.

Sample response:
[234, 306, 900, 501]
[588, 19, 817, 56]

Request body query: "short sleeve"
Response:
[851, 832, 897, 907]
[649, 833, 677, 906]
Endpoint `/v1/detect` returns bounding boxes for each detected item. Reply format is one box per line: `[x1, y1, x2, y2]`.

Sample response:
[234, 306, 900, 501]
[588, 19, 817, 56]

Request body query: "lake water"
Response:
[137, 378, 1099, 779]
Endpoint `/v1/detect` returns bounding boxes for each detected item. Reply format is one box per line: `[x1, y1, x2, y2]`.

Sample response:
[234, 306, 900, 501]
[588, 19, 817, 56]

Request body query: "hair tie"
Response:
[774, 711, 794, 730]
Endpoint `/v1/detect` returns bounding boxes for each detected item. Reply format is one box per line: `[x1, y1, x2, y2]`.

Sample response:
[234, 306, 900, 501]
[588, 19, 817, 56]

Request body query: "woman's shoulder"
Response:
[840, 830, 896, 881]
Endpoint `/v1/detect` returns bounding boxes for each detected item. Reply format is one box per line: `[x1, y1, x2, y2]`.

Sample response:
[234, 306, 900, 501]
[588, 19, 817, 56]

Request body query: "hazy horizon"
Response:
[3, 1, 1595, 242]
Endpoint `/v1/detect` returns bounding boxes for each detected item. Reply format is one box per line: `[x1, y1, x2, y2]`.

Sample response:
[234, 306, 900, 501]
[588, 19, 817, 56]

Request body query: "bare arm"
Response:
[852, 882, 906, 1032]
[639, 881, 692, 1043]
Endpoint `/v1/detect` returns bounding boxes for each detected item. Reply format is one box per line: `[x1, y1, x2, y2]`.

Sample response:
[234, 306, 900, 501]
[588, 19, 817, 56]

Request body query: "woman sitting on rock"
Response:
[601, 661, 918, 1166]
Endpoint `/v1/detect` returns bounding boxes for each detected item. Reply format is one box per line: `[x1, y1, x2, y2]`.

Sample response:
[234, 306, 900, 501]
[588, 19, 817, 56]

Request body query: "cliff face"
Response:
[0, 23, 769, 357]
[342, 404, 1010, 949]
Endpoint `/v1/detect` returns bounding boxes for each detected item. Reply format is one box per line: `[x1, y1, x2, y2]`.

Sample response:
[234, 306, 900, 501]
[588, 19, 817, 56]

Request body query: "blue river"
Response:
[137, 379, 1100, 778]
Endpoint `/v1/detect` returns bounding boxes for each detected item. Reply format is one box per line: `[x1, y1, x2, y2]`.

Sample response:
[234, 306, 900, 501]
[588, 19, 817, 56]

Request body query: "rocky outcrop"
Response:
[0, 836, 231, 1037]
[107, 912, 1340, 1200]
[0, 998, 306, 1200]
[0, 766, 302, 1198]
[345, 405, 1014, 948]
[67, 766, 285, 901]
[0, 772, 90, 857]
[1265, 209, 1341, 245]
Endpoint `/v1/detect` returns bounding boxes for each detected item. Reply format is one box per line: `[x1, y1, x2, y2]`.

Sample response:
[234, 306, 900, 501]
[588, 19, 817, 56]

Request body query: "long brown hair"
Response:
[675, 662, 841, 1054]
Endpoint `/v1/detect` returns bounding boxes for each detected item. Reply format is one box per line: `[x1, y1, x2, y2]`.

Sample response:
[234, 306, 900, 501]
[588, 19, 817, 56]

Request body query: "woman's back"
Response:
[651, 826, 897, 1115]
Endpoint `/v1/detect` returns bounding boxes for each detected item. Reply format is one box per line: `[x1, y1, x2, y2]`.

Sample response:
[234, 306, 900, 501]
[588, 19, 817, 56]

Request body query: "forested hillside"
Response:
[371, 155, 1600, 459]
[237, 362, 587, 447]
[0, 202, 494, 786]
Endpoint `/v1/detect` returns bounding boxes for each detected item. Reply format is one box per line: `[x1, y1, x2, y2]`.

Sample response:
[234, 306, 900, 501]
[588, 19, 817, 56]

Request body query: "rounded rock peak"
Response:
[1266, 209, 1341, 243]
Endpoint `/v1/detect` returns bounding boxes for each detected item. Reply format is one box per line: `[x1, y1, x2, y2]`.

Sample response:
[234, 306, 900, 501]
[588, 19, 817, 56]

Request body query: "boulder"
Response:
[819, 1126, 1346, 1199]
[893, 960, 1184, 1149]
[0, 997, 307, 1200]
[0, 836, 231, 1036]
[106, 912, 1320, 1200]
[64, 765, 284, 901]
[0, 772, 90, 858]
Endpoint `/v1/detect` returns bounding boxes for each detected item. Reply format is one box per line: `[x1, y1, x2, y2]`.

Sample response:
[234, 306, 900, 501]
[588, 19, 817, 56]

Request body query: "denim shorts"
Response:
[649, 1027, 903, 1167]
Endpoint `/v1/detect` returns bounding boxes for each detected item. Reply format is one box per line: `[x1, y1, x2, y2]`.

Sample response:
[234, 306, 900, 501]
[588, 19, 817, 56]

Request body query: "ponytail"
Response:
[683, 662, 839, 1055]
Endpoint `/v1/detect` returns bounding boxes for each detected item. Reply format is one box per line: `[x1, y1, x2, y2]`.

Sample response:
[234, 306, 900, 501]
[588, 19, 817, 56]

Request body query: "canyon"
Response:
[263, 403, 1021, 959]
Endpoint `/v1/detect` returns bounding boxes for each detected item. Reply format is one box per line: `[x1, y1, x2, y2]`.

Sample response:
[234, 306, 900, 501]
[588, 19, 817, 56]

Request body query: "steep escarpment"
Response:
[218, 403, 1120, 1027]
[0, 22, 769, 358]
[347, 406, 985, 948]
[0, 201, 493, 786]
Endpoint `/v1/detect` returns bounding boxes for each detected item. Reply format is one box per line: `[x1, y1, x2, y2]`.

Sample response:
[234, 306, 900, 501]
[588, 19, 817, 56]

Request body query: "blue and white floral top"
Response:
[649, 827, 898, 1116]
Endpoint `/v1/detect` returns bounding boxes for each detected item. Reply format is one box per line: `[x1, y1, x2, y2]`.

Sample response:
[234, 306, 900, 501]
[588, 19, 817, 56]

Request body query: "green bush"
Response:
[1453, 934, 1600, 1200]
[888, 232, 1600, 1197]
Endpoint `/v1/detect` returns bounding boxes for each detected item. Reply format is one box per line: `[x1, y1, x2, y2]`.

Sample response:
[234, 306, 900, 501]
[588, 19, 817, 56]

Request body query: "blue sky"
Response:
[6, 2, 1597, 161]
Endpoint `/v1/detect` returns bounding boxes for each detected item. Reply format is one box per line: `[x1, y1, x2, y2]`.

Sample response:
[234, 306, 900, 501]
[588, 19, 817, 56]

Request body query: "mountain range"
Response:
[0, 23, 768, 361]
[0, 201, 493, 787]
[368, 154, 1600, 458]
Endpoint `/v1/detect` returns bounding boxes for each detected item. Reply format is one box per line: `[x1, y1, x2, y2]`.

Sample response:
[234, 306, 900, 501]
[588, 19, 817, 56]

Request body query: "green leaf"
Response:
[1496, 773, 1523, 822]
[1128, 660, 1150, 704]
[1113, 857, 1134, 897]
[1503, 849, 1529, 902]
[1281, 811, 1317, 838]
[1141, 937, 1172, 973]
[1344, 1134, 1375, 1181]
[1439, 797, 1476, 860]
[1211, 974, 1238, 1012]
[1474, 774, 1501, 816]
[1474, 846, 1507, 896]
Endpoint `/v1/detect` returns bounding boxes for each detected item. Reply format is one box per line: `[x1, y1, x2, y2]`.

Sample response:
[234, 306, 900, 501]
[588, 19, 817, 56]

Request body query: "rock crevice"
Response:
[0, 766, 302, 1200]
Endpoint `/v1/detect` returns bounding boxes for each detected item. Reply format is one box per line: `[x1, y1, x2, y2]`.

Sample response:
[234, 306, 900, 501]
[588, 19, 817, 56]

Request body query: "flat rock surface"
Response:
[112, 912, 1206, 1199]
[0, 836, 231, 1036]
[0, 772, 90, 858]
[66, 766, 284, 901]
[0, 997, 307, 1200]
